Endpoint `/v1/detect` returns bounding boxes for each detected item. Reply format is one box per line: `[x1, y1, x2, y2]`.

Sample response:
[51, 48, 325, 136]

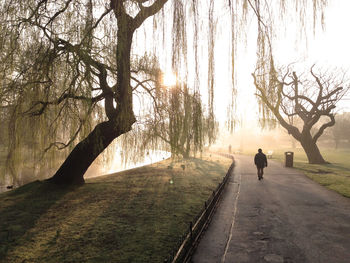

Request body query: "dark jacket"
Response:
[254, 152, 267, 168]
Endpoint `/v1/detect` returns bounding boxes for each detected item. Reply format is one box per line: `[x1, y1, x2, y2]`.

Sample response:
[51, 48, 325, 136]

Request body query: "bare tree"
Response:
[253, 64, 349, 163]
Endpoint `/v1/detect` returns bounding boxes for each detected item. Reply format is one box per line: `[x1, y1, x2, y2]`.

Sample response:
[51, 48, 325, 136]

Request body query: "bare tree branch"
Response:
[133, 0, 168, 29]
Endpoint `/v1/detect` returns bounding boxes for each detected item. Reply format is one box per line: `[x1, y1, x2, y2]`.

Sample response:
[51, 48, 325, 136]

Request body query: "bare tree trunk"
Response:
[300, 132, 327, 164]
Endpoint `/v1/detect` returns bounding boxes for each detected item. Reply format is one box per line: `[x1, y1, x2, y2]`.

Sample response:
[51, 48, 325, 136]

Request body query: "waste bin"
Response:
[285, 151, 294, 167]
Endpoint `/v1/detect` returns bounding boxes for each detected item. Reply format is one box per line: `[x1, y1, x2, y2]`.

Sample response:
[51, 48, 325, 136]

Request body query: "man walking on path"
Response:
[254, 148, 267, 180]
[192, 155, 350, 263]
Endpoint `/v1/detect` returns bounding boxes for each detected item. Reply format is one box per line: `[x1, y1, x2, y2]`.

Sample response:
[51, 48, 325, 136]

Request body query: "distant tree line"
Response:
[321, 112, 350, 149]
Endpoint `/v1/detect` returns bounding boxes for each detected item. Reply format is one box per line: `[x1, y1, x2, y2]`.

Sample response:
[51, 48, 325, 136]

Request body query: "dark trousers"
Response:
[257, 167, 264, 178]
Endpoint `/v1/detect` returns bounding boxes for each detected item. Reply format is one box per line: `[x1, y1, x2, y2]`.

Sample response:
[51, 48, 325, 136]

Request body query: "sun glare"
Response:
[162, 71, 177, 87]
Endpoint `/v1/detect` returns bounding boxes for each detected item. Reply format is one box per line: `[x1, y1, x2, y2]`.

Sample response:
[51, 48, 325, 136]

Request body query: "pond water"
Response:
[1, 150, 171, 193]
[86, 150, 171, 178]
[0, 185, 10, 193]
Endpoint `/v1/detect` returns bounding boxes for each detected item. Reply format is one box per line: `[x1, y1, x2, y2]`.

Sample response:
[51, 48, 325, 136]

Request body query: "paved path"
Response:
[192, 154, 350, 263]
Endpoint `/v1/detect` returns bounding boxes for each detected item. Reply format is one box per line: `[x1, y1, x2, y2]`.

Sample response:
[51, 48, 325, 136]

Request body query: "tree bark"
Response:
[50, 120, 131, 184]
[299, 132, 327, 164]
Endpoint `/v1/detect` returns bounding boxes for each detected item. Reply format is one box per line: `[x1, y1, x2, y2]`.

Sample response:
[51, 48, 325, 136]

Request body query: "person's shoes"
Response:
[258, 176, 261, 180]
[261, 176, 263, 180]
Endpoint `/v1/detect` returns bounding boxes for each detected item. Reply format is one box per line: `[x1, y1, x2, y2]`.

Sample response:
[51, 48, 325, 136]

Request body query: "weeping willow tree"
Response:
[117, 54, 213, 161]
[0, 0, 329, 185]
[134, 82, 211, 159]
[0, 0, 170, 185]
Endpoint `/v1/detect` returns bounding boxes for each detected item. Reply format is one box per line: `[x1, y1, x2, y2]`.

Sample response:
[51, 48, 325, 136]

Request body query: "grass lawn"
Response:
[0, 154, 233, 263]
[246, 148, 350, 198]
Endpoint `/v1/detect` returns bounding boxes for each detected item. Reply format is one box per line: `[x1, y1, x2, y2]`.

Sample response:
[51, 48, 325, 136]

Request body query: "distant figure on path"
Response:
[254, 148, 267, 180]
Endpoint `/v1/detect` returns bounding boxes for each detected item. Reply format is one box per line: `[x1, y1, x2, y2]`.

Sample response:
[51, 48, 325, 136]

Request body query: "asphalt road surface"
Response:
[192, 154, 350, 263]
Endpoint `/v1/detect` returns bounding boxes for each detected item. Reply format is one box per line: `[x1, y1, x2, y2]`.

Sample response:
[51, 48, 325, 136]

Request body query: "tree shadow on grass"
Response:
[0, 180, 78, 260]
[325, 163, 350, 172]
[296, 162, 350, 174]
[0, 158, 233, 262]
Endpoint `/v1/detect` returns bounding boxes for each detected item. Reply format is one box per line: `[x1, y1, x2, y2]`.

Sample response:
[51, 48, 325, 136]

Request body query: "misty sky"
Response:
[214, 0, 350, 126]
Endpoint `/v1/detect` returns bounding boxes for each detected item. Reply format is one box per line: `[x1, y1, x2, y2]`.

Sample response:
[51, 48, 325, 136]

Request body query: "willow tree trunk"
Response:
[49, 0, 169, 185]
[51, 13, 135, 185]
[300, 131, 327, 164]
[50, 121, 128, 184]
